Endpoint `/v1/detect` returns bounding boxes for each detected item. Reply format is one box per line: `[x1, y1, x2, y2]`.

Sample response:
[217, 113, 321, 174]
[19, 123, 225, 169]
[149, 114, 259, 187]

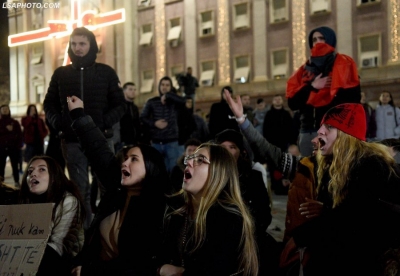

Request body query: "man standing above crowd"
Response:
[286, 26, 361, 156]
[43, 27, 126, 228]
[180, 67, 199, 108]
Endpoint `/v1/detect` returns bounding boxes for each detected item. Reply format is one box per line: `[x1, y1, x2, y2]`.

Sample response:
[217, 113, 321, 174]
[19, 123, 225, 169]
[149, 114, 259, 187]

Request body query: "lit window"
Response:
[234, 56, 250, 83]
[271, 49, 288, 79]
[200, 61, 215, 86]
[359, 34, 380, 68]
[168, 18, 182, 47]
[139, 24, 153, 46]
[171, 65, 184, 89]
[270, 0, 288, 23]
[233, 3, 250, 30]
[138, 0, 151, 7]
[199, 11, 214, 37]
[310, 0, 331, 14]
[140, 70, 154, 93]
[31, 43, 43, 65]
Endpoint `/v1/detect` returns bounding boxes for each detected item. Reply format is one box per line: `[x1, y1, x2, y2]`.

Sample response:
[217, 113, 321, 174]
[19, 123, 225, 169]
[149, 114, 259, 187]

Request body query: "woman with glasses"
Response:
[67, 96, 167, 276]
[158, 143, 259, 276]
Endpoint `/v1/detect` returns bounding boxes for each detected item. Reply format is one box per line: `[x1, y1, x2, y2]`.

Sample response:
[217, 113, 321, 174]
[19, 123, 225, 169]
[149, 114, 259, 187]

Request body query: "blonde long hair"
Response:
[317, 130, 397, 207]
[171, 143, 258, 276]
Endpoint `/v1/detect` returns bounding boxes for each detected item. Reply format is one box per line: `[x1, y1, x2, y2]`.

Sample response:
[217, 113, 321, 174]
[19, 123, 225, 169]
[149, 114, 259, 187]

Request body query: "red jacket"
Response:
[21, 115, 48, 145]
[286, 44, 359, 107]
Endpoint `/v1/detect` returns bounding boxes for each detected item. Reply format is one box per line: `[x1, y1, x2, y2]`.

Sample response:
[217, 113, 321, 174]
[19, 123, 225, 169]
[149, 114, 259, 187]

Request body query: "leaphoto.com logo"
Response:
[2, 1, 61, 9]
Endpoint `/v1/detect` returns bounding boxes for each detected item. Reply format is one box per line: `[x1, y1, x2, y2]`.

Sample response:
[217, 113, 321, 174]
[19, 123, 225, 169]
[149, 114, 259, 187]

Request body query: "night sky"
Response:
[0, 5, 10, 79]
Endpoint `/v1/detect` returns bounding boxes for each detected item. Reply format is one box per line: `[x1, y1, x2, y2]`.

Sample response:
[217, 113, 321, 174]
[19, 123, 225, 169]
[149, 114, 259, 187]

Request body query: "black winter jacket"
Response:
[70, 111, 166, 275]
[263, 107, 294, 151]
[160, 204, 245, 276]
[140, 93, 185, 143]
[208, 100, 240, 140]
[44, 63, 126, 142]
[293, 156, 400, 276]
[119, 100, 142, 145]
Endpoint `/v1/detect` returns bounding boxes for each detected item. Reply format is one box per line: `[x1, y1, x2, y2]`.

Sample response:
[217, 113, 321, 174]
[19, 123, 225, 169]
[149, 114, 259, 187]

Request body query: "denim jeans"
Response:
[151, 141, 181, 173]
[62, 138, 114, 229]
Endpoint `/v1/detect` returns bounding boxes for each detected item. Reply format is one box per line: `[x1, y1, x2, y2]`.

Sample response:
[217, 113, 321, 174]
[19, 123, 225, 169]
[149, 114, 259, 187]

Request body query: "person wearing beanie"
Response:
[215, 129, 278, 275]
[224, 92, 400, 276]
[286, 26, 361, 157]
[44, 27, 127, 229]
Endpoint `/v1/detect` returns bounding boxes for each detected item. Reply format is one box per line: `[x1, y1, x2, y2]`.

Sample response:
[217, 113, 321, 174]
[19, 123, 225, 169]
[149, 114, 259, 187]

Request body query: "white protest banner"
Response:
[0, 203, 53, 275]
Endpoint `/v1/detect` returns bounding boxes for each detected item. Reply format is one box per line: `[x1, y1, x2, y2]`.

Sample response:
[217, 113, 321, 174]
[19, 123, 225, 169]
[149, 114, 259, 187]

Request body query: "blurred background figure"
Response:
[0, 105, 23, 187]
[241, 94, 255, 125]
[178, 66, 199, 110]
[253, 98, 269, 135]
[189, 101, 209, 143]
[374, 91, 400, 140]
[208, 86, 240, 139]
[21, 104, 48, 163]
[360, 91, 376, 141]
[263, 95, 294, 195]
[379, 138, 400, 164]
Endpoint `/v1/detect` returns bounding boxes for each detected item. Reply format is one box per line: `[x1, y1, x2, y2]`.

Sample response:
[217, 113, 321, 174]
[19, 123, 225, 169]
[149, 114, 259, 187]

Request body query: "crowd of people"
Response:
[1, 25, 400, 276]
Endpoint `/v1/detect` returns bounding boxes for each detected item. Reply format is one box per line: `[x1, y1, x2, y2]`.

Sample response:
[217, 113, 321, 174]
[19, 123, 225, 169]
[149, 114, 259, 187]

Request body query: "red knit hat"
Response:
[321, 103, 366, 141]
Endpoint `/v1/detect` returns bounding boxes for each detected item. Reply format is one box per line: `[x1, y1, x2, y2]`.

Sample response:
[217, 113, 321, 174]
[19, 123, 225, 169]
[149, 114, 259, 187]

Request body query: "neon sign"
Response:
[8, 0, 125, 64]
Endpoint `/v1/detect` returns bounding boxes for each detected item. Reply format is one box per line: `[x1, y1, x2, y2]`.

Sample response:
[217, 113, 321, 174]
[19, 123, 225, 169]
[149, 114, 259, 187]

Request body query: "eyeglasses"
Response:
[184, 154, 211, 166]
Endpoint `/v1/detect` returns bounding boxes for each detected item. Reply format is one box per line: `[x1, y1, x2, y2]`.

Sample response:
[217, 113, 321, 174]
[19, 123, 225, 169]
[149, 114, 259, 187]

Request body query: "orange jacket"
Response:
[283, 156, 317, 243]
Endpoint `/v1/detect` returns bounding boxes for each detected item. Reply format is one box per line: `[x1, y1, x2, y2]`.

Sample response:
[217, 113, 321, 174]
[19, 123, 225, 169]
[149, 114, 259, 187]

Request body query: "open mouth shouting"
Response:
[121, 169, 131, 178]
[319, 138, 326, 150]
[29, 178, 39, 188]
[183, 169, 192, 181]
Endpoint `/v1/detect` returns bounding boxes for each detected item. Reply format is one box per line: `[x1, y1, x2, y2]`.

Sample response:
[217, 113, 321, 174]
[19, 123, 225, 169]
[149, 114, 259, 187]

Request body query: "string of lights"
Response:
[155, 0, 166, 82]
[292, 0, 306, 71]
[218, 0, 230, 85]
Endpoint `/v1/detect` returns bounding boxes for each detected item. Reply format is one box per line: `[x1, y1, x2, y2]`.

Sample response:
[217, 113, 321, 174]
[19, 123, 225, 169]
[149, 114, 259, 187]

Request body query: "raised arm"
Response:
[67, 96, 121, 191]
[224, 90, 298, 179]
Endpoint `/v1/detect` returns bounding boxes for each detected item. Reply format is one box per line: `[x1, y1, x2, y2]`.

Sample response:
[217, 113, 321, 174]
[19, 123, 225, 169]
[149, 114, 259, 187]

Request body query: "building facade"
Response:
[7, 0, 400, 115]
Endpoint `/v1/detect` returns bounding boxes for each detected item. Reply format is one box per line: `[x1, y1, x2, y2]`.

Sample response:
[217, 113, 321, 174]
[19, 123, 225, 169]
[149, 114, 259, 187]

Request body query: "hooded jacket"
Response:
[286, 26, 361, 132]
[43, 27, 126, 142]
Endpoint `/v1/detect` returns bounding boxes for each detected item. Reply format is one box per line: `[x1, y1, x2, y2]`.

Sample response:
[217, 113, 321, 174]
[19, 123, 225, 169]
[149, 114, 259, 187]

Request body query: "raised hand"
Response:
[223, 89, 245, 124]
